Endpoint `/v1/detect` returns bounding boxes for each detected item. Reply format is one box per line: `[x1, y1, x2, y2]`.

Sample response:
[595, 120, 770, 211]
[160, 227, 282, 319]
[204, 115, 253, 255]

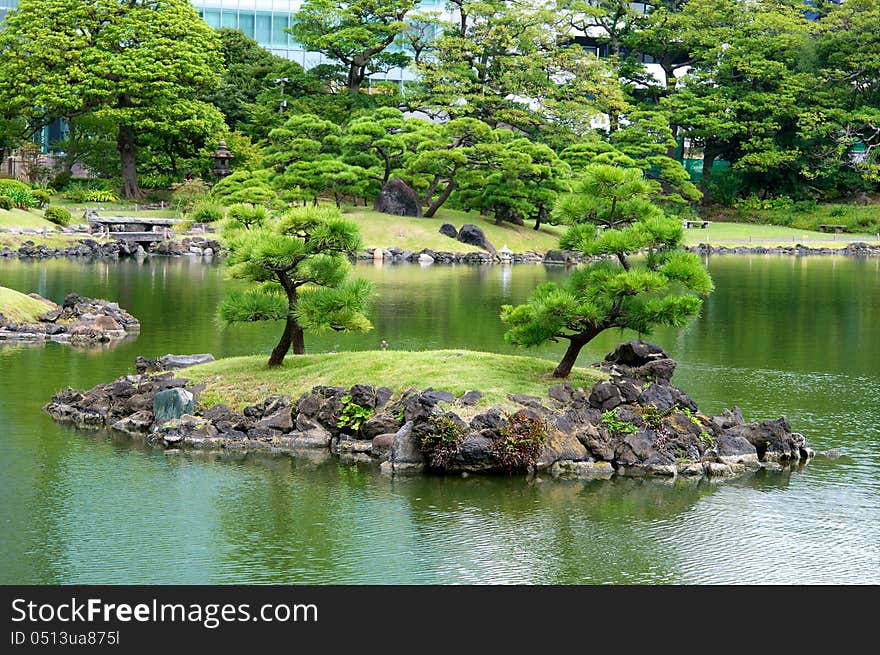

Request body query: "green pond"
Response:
[1, 256, 878, 584]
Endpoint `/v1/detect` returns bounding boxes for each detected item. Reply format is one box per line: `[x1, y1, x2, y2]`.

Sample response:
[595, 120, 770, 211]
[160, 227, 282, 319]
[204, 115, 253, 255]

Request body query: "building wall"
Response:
[0, 0, 19, 24]
[191, 0, 450, 85]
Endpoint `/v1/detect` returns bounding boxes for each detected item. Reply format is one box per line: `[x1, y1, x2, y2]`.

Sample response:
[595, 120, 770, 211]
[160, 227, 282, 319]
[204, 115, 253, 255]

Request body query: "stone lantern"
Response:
[210, 140, 234, 178]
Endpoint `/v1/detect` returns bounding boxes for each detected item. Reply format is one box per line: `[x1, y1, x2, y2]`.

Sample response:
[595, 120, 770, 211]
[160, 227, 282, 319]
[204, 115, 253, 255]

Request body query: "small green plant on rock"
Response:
[640, 405, 675, 429]
[601, 409, 638, 437]
[421, 415, 467, 469]
[699, 431, 715, 448]
[680, 406, 704, 427]
[493, 410, 549, 472]
[337, 395, 372, 436]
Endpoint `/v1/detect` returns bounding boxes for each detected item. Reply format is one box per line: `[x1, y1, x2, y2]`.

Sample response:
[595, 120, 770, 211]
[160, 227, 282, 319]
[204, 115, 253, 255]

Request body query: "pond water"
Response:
[1, 256, 878, 584]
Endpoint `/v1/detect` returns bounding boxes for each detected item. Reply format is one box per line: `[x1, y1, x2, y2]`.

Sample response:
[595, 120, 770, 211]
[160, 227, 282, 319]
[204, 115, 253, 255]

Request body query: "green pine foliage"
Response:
[501, 164, 714, 378]
[219, 205, 373, 367]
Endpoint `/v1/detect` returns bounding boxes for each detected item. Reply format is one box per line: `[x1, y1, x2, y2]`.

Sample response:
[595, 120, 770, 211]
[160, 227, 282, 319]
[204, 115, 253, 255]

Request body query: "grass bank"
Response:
[186, 349, 604, 414]
[706, 203, 880, 235]
[681, 220, 879, 248]
[342, 206, 566, 253]
[0, 285, 53, 323]
[0, 207, 55, 229]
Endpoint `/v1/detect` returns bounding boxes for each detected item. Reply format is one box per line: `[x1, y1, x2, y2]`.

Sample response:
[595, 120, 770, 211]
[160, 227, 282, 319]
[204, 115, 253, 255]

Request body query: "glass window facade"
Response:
[191, 1, 441, 82]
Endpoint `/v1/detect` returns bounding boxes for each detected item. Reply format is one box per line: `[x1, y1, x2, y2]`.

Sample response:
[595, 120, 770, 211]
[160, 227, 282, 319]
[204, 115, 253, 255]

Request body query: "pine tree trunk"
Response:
[553, 338, 587, 378]
[267, 316, 305, 367]
[552, 327, 602, 378]
[424, 181, 455, 218]
[117, 124, 142, 199]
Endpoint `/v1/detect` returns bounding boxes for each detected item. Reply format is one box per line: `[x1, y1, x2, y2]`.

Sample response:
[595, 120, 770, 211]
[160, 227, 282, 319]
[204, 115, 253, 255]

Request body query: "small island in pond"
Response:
[44, 341, 814, 481]
[0, 286, 140, 344]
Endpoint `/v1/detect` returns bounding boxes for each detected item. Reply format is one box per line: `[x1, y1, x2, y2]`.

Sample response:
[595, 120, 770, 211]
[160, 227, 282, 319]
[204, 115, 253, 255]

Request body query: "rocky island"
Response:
[0, 288, 140, 344]
[44, 341, 814, 481]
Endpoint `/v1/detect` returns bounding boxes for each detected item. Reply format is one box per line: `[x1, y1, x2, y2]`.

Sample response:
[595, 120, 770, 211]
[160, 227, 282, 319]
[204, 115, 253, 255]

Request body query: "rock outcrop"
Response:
[44, 343, 816, 481]
[0, 293, 140, 344]
[373, 178, 423, 217]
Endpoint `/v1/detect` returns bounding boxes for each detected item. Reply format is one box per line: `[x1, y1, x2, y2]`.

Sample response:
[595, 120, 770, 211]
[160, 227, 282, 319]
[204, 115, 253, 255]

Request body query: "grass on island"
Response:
[185, 349, 604, 415]
[0, 207, 56, 229]
[342, 206, 566, 253]
[0, 285, 54, 323]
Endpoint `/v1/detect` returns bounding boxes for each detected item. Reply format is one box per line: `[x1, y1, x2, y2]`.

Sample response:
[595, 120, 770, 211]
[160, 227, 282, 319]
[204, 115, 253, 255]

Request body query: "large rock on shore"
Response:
[373, 178, 423, 217]
[43, 345, 817, 481]
[457, 224, 495, 253]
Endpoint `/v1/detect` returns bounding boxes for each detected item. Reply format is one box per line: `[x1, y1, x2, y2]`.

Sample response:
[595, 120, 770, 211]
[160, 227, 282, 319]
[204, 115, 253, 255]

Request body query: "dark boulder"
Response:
[588, 381, 622, 411]
[457, 224, 496, 253]
[457, 390, 482, 407]
[439, 223, 458, 239]
[605, 341, 669, 368]
[373, 178, 423, 217]
[448, 434, 497, 472]
[361, 412, 403, 440]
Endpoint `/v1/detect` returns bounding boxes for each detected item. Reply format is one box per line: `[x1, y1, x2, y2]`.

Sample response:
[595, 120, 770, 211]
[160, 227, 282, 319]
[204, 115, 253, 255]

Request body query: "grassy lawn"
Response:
[342, 206, 566, 253]
[186, 349, 604, 415]
[0, 208, 55, 229]
[0, 285, 54, 323]
[682, 220, 878, 247]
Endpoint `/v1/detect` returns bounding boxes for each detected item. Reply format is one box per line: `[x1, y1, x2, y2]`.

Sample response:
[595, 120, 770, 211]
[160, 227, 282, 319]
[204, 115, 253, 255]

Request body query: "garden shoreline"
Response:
[3, 239, 880, 262]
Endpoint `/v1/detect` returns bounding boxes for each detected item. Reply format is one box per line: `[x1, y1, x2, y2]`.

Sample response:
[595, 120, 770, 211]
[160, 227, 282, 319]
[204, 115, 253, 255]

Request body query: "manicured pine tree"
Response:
[220, 206, 373, 367]
[501, 164, 714, 378]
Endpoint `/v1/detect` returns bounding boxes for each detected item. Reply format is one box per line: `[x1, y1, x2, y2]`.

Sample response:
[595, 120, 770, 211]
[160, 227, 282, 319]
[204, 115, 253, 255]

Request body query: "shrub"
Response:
[84, 189, 118, 203]
[62, 188, 88, 203]
[0, 187, 37, 209]
[0, 178, 31, 194]
[51, 171, 73, 191]
[0, 196, 12, 210]
[30, 188, 51, 208]
[171, 178, 210, 212]
[421, 414, 467, 469]
[226, 203, 268, 230]
[43, 206, 72, 227]
[138, 173, 177, 190]
[492, 410, 549, 472]
[191, 201, 225, 223]
[792, 199, 817, 214]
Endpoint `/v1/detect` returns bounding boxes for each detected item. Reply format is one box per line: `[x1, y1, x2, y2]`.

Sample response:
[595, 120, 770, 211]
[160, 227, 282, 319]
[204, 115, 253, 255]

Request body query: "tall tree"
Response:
[0, 0, 224, 198]
[220, 206, 373, 367]
[413, 0, 623, 138]
[290, 0, 416, 94]
[662, 0, 814, 202]
[501, 164, 713, 378]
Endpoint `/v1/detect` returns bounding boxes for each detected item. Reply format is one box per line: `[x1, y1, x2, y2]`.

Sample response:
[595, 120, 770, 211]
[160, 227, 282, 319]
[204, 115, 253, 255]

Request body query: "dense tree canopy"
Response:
[0, 0, 225, 198]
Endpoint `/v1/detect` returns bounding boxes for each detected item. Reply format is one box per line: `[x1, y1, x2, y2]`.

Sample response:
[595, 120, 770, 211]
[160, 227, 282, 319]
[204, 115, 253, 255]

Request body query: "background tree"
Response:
[0, 0, 224, 198]
[662, 0, 814, 202]
[290, 0, 416, 94]
[502, 164, 713, 378]
[205, 28, 322, 139]
[220, 206, 373, 367]
[457, 135, 571, 228]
